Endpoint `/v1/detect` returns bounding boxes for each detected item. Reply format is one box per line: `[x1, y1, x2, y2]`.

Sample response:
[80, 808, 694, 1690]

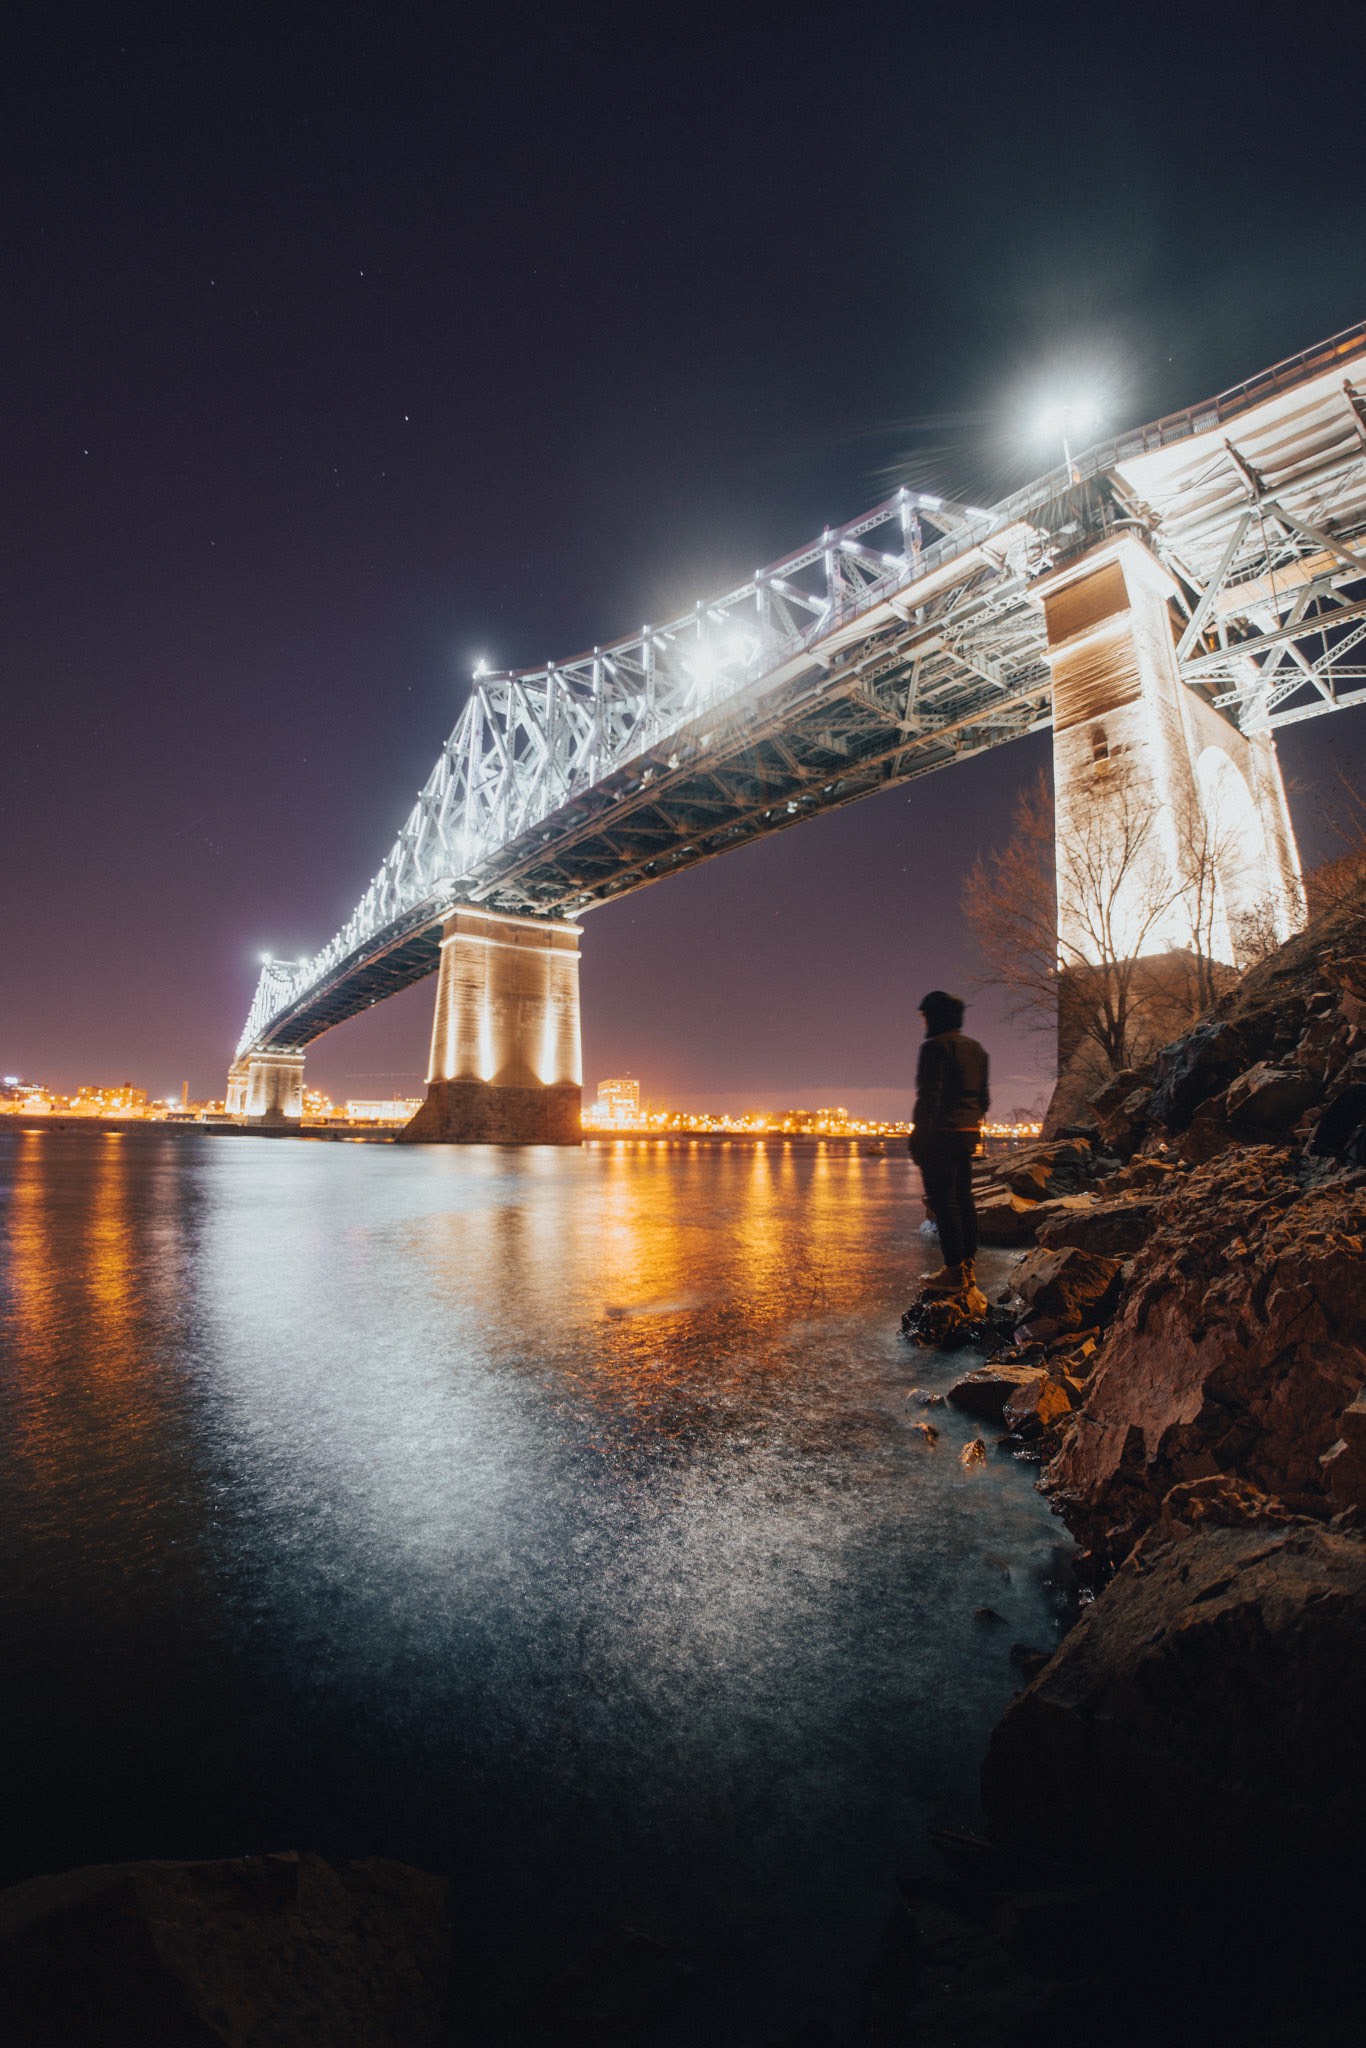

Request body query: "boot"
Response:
[921, 1260, 969, 1295]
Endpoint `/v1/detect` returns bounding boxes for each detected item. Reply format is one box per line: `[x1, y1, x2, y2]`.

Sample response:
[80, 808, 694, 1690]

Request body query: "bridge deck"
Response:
[240, 322, 1366, 1057]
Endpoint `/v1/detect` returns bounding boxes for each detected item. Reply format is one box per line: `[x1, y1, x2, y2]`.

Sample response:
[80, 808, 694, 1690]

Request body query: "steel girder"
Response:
[237, 321, 1366, 1058]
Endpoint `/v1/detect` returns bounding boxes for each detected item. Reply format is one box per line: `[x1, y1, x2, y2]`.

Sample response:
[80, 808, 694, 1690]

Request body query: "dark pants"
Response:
[914, 1130, 979, 1266]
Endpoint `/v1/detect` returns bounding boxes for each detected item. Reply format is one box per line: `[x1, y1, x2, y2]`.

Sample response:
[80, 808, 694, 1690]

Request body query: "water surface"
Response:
[0, 1128, 1066, 2041]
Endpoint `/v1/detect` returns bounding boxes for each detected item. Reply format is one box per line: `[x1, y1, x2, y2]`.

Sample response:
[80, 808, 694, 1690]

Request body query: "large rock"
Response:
[1001, 1369, 1081, 1439]
[947, 1359, 1052, 1422]
[1224, 1060, 1321, 1136]
[1035, 1195, 1158, 1256]
[1044, 1148, 1366, 1562]
[982, 1482, 1366, 1879]
[972, 1187, 1044, 1246]
[1006, 1245, 1124, 1332]
[994, 1140, 1093, 1200]
[1146, 1018, 1259, 1131]
[0, 1853, 448, 2047]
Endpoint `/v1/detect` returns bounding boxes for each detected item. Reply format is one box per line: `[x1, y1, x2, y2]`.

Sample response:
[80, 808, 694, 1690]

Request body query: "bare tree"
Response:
[965, 765, 1193, 1078]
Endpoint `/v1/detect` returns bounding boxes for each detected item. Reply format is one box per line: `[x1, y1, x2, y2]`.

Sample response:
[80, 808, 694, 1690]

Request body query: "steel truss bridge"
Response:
[238, 322, 1366, 1059]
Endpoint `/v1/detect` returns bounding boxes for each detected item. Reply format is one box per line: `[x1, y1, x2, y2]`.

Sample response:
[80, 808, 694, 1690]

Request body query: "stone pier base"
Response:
[226, 1049, 305, 1126]
[399, 905, 583, 1145]
[399, 1078, 582, 1145]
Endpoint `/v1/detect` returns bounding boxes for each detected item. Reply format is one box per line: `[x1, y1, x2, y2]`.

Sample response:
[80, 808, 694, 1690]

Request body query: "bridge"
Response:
[228, 323, 1366, 1136]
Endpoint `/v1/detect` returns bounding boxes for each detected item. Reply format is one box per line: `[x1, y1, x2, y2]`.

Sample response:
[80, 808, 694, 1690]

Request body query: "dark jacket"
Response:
[911, 1029, 990, 1143]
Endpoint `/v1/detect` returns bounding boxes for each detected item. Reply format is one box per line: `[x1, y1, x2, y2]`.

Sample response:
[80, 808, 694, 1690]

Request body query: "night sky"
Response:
[4, 2, 1364, 1116]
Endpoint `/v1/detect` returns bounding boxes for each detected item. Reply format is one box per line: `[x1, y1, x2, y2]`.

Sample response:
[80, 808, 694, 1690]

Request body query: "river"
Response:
[0, 1126, 1068, 2042]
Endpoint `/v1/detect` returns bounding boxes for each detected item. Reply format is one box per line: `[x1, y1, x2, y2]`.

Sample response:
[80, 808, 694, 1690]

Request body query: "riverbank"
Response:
[883, 880, 1366, 2043]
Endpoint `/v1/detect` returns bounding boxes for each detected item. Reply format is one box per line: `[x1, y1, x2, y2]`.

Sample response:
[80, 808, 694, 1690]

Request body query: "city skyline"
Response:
[3, 5, 1364, 1113]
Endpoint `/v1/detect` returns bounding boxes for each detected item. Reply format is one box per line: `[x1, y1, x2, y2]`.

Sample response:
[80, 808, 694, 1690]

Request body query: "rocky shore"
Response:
[885, 881, 1366, 2044]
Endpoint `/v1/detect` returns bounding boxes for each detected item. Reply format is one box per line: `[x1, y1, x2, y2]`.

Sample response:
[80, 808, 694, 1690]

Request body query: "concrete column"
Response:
[227, 1049, 305, 1125]
[1038, 534, 1304, 1090]
[400, 907, 582, 1144]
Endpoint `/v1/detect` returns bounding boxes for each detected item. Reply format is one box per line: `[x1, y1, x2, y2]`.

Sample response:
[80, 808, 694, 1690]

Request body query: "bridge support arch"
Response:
[1039, 533, 1303, 1094]
[399, 907, 583, 1144]
[226, 1049, 306, 1126]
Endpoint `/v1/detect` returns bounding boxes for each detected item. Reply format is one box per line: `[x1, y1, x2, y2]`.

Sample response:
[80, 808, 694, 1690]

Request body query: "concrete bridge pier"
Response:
[400, 907, 582, 1144]
[1038, 532, 1303, 1095]
[225, 1049, 306, 1125]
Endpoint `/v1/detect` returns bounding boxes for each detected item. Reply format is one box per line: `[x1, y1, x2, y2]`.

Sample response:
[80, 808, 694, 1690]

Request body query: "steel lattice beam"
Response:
[237, 321, 1366, 1058]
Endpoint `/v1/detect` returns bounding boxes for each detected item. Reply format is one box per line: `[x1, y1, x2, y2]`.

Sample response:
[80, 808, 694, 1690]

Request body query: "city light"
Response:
[578, 1076, 1041, 1143]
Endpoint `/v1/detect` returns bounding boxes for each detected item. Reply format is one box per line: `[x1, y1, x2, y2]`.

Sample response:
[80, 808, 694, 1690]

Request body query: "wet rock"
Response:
[1045, 1148, 1366, 1561]
[960, 1438, 987, 1468]
[946, 1360, 1049, 1422]
[1034, 1195, 1158, 1257]
[899, 1292, 999, 1350]
[972, 1607, 1006, 1625]
[981, 1486, 1366, 1880]
[1001, 1370, 1079, 1441]
[0, 1853, 449, 2048]
[911, 1421, 940, 1445]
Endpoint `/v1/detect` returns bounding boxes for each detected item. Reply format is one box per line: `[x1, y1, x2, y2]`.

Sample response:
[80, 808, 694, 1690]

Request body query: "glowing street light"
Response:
[1038, 398, 1100, 483]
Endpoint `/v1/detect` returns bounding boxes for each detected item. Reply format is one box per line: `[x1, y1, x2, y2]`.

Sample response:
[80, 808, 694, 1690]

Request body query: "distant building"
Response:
[72, 1084, 149, 1116]
[344, 1098, 423, 1123]
[591, 1076, 640, 1127]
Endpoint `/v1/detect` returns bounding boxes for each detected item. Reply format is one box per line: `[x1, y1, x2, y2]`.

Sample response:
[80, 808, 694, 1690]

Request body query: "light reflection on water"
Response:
[0, 1130, 1065, 2043]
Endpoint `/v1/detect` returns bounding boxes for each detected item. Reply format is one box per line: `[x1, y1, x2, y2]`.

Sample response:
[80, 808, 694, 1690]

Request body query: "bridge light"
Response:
[1037, 398, 1100, 482]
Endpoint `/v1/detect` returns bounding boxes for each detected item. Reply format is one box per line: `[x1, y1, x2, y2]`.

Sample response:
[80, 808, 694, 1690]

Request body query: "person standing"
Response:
[908, 990, 989, 1293]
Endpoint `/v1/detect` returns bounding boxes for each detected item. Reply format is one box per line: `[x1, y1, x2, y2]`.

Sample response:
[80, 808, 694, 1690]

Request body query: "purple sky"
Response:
[3, 3, 1363, 1112]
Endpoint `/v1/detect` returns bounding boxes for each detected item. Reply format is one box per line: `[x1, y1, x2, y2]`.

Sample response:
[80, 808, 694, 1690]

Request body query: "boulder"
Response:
[947, 1359, 1051, 1422]
[1223, 1060, 1321, 1135]
[0, 1853, 449, 2048]
[1001, 1369, 1080, 1439]
[981, 1485, 1366, 1879]
[1147, 1018, 1266, 1132]
[1310, 1081, 1366, 1166]
[972, 1187, 1041, 1246]
[1045, 1147, 1366, 1561]
[994, 1140, 1093, 1201]
[1006, 1245, 1124, 1332]
[1035, 1195, 1158, 1257]
[1176, 1097, 1237, 1165]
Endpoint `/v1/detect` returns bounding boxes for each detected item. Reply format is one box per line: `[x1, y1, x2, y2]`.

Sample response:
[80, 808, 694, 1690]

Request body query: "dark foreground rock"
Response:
[0, 1852, 448, 2047]
[982, 1480, 1366, 1879]
[862, 1833, 1366, 2047]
